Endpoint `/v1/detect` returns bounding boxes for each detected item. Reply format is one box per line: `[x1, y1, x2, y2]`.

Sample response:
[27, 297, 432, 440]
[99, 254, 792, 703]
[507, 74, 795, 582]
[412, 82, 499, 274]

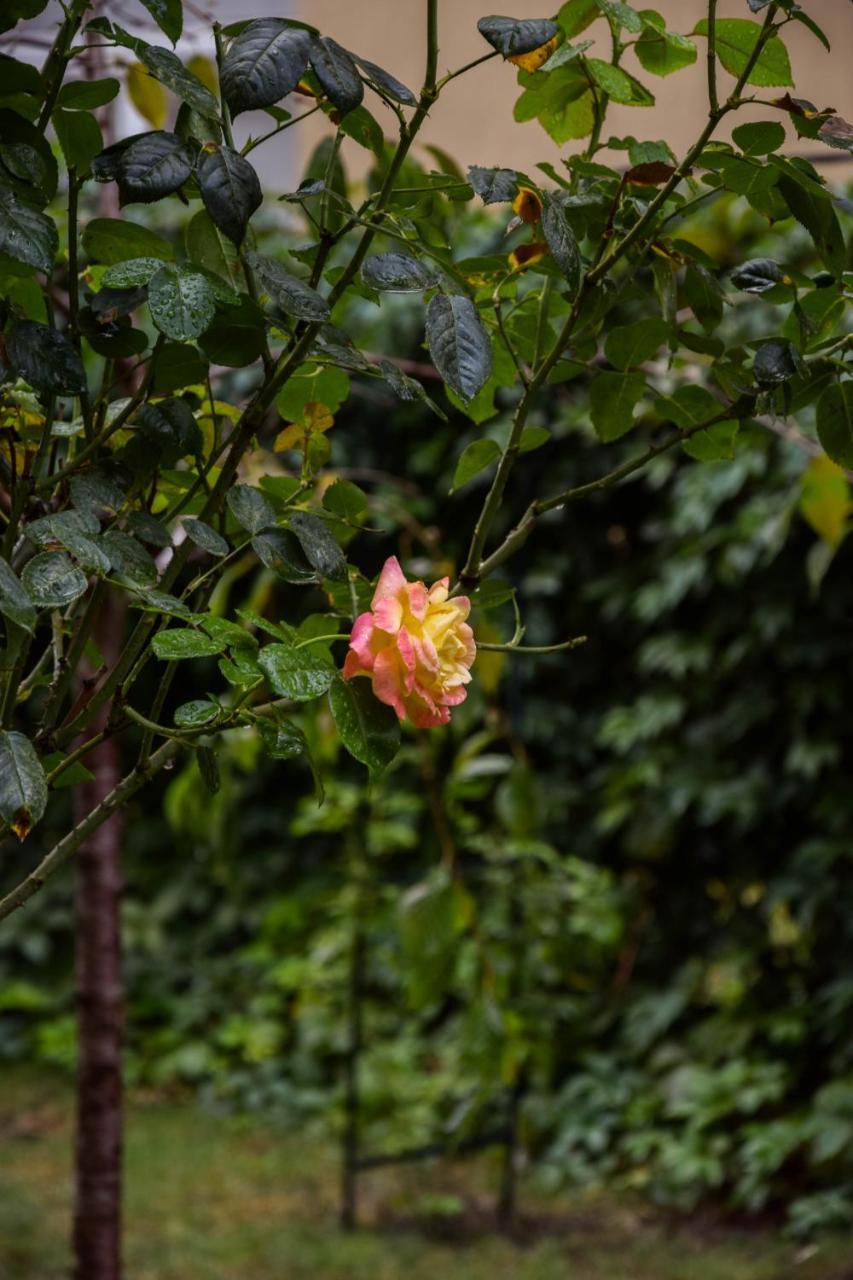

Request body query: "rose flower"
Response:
[343, 556, 476, 728]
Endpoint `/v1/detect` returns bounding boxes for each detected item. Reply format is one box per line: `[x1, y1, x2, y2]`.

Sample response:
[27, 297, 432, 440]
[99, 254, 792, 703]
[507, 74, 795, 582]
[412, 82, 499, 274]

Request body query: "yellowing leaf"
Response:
[508, 35, 560, 72]
[274, 424, 305, 451]
[800, 454, 850, 547]
[509, 240, 548, 270]
[274, 403, 335, 452]
[127, 62, 168, 128]
[303, 401, 334, 433]
[511, 186, 543, 225]
[186, 55, 218, 96]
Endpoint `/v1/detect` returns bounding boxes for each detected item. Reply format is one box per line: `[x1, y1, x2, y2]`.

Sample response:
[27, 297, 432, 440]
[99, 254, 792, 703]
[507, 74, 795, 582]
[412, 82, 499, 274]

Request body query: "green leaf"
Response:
[478, 16, 560, 56]
[0, 731, 47, 840]
[329, 675, 400, 777]
[514, 68, 595, 142]
[682, 420, 739, 462]
[127, 512, 172, 548]
[185, 209, 242, 289]
[7, 321, 86, 394]
[101, 256, 164, 287]
[693, 18, 793, 87]
[635, 17, 696, 76]
[732, 120, 786, 156]
[251, 528, 315, 583]
[21, 551, 88, 608]
[0, 190, 57, 273]
[426, 294, 493, 402]
[656, 384, 721, 429]
[174, 699, 220, 728]
[53, 108, 103, 174]
[134, 0, 182, 43]
[0, 560, 35, 632]
[198, 297, 267, 368]
[134, 398, 202, 464]
[451, 438, 501, 491]
[197, 144, 262, 246]
[708, 152, 780, 198]
[25, 512, 110, 575]
[257, 715, 307, 759]
[277, 365, 350, 422]
[684, 264, 724, 332]
[57, 77, 121, 110]
[100, 531, 158, 585]
[309, 36, 363, 114]
[114, 131, 195, 204]
[69, 471, 125, 514]
[361, 252, 435, 292]
[245, 251, 330, 321]
[152, 341, 209, 391]
[148, 265, 216, 340]
[816, 381, 853, 469]
[776, 175, 845, 279]
[221, 19, 312, 116]
[227, 483, 276, 534]
[135, 43, 218, 116]
[288, 512, 347, 580]
[41, 752, 94, 788]
[589, 371, 646, 442]
[322, 479, 367, 521]
[558, 0, 599, 38]
[0, 53, 41, 96]
[258, 643, 335, 701]
[520, 425, 550, 453]
[604, 318, 669, 370]
[82, 216, 173, 265]
[152, 628, 226, 659]
[541, 193, 581, 292]
[586, 59, 654, 105]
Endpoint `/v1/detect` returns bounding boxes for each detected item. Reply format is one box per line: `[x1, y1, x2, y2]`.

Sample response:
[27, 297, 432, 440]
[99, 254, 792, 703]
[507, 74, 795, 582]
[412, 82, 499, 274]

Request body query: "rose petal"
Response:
[372, 555, 407, 606]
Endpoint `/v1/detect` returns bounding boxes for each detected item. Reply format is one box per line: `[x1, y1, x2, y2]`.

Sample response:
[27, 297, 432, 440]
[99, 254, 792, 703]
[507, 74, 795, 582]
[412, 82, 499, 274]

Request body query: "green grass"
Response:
[1, 1072, 851, 1280]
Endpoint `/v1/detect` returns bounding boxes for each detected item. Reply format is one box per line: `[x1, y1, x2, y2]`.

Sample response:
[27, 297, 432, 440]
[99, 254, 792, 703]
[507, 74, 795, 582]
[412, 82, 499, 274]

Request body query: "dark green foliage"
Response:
[5, 322, 85, 394]
[425, 294, 493, 402]
[197, 145, 262, 246]
[220, 19, 312, 116]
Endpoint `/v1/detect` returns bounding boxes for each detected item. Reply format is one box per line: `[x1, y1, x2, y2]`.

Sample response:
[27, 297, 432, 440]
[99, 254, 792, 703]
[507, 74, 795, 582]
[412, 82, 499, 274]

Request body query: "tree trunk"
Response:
[72, 600, 125, 1280]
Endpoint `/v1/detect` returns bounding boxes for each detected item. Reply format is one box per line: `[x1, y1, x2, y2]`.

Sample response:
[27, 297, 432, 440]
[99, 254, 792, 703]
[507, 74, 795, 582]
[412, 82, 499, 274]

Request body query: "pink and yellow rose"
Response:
[343, 556, 476, 728]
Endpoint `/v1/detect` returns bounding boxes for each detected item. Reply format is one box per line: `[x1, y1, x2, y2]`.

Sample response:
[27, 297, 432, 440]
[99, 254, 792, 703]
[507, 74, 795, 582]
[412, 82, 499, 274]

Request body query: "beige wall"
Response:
[294, 0, 852, 181]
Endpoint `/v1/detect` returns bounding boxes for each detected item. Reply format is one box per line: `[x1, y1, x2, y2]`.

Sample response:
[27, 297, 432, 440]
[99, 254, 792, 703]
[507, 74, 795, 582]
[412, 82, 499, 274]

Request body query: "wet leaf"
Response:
[197, 144, 262, 246]
[258, 644, 335, 701]
[426, 294, 493, 402]
[7, 322, 86, 394]
[221, 19, 312, 116]
[0, 190, 57, 273]
[329, 675, 400, 777]
[0, 731, 47, 841]
[148, 265, 216, 340]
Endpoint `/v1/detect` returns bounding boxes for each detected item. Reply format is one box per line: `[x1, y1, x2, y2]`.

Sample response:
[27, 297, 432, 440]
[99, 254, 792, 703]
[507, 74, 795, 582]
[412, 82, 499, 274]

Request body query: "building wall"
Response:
[293, 0, 852, 182]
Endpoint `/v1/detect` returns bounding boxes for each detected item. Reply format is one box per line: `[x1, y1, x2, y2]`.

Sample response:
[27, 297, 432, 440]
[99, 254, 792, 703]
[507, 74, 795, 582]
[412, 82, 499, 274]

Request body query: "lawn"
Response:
[1, 1072, 851, 1280]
